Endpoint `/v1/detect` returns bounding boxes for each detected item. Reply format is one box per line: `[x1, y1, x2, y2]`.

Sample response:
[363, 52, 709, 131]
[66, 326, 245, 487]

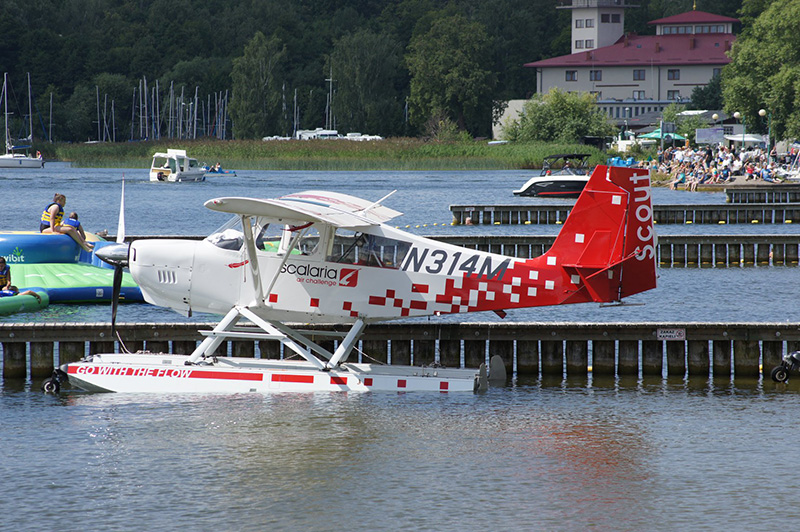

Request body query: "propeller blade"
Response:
[116, 175, 126, 244]
[111, 264, 123, 338]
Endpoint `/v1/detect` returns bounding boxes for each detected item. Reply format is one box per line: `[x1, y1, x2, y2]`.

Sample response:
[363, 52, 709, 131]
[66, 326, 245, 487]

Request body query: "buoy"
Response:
[686, 220, 693, 224]
[524, 220, 531, 225]
[718, 220, 726, 224]
[751, 220, 759, 224]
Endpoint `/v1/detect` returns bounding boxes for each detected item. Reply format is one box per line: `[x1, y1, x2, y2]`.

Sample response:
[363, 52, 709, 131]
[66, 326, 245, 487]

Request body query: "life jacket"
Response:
[0, 265, 9, 287]
[41, 202, 64, 226]
[64, 218, 81, 229]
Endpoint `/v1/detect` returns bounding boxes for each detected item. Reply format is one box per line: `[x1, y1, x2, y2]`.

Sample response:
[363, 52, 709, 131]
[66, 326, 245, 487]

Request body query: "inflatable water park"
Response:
[0, 231, 143, 315]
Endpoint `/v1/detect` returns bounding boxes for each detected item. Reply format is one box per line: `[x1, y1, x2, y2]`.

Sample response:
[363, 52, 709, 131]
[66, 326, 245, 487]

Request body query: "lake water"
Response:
[2, 164, 800, 530]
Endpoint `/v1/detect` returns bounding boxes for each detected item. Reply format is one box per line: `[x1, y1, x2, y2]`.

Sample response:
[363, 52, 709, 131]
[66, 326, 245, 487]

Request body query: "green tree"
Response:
[230, 32, 288, 139]
[722, 0, 800, 140]
[406, 13, 496, 136]
[502, 89, 614, 143]
[689, 74, 722, 110]
[329, 29, 404, 136]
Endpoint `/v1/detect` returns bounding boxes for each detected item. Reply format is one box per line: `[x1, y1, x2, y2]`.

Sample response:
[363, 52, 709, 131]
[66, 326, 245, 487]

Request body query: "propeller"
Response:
[95, 176, 130, 343]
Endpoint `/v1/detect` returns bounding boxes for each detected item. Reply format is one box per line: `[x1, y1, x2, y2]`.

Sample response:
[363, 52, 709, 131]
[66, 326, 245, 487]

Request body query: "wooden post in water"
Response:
[516, 339, 539, 375]
[733, 340, 760, 378]
[391, 339, 411, 366]
[413, 338, 435, 366]
[592, 340, 615, 375]
[146, 340, 170, 354]
[565, 340, 588, 376]
[59, 341, 85, 364]
[438, 338, 460, 368]
[540, 340, 563, 375]
[687, 340, 709, 376]
[761, 340, 783, 374]
[463, 338, 486, 368]
[362, 339, 388, 364]
[491, 340, 513, 376]
[712, 340, 732, 378]
[618, 340, 639, 375]
[257, 340, 281, 360]
[31, 342, 54, 378]
[666, 341, 686, 377]
[641, 340, 662, 376]
[1, 343, 25, 379]
[90, 341, 115, 355]
[232, 340, 255, 357]
[173, 340, 197, 356]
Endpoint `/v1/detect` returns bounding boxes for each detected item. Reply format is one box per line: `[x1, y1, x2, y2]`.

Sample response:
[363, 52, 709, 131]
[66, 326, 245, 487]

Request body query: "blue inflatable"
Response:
[0, 231, 143, 305]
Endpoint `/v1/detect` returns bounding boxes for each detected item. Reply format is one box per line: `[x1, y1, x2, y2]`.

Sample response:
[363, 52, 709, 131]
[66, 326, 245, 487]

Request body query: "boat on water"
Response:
[0, 73, 44, 169]
[513, 153, 591, 198]
[149, 149, 206, 182]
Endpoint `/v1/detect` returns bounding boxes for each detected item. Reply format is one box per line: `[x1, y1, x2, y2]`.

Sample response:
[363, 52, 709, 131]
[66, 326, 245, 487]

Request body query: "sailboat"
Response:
[0, 73, 44, 169]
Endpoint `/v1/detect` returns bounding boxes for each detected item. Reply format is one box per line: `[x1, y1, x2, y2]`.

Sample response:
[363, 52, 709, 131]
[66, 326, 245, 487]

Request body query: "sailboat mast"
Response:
[3, 73, 8, 152]
[27, 73, 33, 144]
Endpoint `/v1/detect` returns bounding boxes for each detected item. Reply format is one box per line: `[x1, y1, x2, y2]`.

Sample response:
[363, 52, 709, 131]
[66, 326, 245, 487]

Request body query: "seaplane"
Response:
[50, 164, 657, 394]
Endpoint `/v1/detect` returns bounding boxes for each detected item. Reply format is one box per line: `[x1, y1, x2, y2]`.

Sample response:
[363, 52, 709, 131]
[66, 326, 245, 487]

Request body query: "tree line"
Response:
[1, 0, 746, 143]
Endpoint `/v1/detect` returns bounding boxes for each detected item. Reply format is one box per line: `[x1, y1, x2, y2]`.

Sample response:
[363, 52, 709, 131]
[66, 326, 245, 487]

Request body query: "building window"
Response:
[585, 39, 594, 48]
[632, 90, 645, 100]
[633, 69, 646, 81]
[585, 18, 594, 28]
[668, 90, 681, 100]
[601, 14, 609, 23]
[565, 70, 577, 82]
[713, 68, 721, 77]
[575, 19, 584, 28]
[667, 69, 680, 80]
[589, 70, 602, 81]
[611, 14, 620, 23]
[575, 40, 584, 49]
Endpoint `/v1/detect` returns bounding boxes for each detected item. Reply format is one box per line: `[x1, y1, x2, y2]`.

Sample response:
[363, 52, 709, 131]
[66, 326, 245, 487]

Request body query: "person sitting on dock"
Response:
[39, 193, 94, 252]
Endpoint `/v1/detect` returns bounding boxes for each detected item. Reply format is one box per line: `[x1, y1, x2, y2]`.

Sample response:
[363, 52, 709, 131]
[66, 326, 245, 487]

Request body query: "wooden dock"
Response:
[450, 203, 800, 225]
[2, 322, 798, 382]
[725, 184, 800, 204]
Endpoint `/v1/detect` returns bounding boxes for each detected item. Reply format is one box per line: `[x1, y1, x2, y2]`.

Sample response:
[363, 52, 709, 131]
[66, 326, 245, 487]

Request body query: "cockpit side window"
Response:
[327, 229, 410, 268]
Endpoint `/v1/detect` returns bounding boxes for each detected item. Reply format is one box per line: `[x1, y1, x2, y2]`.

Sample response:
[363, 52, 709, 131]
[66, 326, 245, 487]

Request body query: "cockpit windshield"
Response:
[205, 215, 319, 255]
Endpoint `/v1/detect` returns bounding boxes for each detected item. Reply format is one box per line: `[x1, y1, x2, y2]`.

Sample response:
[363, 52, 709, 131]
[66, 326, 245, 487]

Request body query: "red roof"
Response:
[524, 33, 735, 69]
[647, 10, 739, 26]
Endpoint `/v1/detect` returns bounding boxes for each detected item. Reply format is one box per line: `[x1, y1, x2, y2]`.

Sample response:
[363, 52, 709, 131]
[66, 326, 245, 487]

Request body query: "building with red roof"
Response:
[523, 3, 738, 122]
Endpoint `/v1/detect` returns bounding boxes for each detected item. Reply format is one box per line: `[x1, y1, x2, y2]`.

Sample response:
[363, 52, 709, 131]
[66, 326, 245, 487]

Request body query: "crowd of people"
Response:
[653, 145, 792, 191]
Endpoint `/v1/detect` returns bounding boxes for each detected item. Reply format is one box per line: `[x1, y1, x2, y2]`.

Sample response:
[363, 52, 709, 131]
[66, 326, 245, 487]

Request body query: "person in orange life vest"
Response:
[39, 193, 94, 252]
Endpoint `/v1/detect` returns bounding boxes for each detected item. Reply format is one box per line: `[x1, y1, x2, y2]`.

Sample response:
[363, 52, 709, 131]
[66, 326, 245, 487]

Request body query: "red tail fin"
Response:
[543, 164, 657, 303]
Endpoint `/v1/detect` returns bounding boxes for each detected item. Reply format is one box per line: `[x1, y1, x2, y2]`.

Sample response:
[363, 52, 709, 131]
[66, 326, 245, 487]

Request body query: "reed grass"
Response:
[53, 138, 609, 171]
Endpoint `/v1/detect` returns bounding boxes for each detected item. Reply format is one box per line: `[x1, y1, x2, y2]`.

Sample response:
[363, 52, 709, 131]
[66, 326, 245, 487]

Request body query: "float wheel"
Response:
[41, 377, 60, 393]
[771, 366, 789, 383]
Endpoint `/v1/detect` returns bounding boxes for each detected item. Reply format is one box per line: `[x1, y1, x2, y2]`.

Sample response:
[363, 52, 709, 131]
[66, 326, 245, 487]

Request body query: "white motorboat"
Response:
[513, 153, 591, 198]
[0, 73, 44, 169]
[149, 149, 206, 182]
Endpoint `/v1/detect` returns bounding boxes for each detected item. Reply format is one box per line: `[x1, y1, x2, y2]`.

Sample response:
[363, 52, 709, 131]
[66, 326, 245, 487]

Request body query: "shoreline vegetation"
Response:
[49, 138, 612, 172]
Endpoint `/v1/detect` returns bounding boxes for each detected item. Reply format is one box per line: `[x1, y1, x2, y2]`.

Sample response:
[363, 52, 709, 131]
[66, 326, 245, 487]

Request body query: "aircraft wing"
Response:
[204, 191, 402, 229]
